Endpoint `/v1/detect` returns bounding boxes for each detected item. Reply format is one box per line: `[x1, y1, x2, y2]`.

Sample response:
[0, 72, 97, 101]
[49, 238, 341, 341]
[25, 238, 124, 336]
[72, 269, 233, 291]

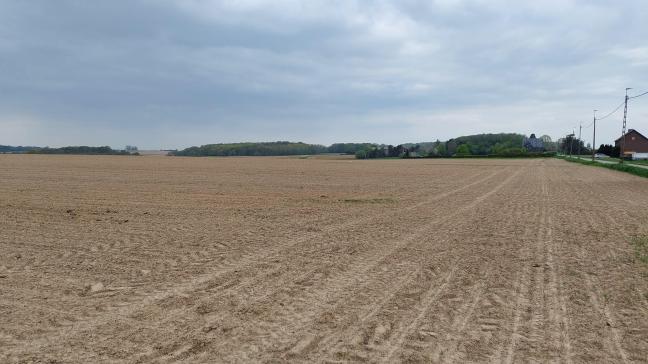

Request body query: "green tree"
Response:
[435, 142, 446, 156]
[456, 144, 471, 155]
[355, 150, 367, 159]
[173, 142, 328, 156]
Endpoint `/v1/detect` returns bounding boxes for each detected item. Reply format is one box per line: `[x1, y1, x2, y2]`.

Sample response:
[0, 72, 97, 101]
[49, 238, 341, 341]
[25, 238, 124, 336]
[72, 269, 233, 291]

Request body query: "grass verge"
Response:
[557, 156, 648, 179]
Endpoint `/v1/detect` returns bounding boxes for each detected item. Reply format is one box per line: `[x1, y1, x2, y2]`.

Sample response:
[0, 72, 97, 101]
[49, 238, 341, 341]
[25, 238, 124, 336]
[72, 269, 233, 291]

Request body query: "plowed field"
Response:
[1, 155, 647, 363]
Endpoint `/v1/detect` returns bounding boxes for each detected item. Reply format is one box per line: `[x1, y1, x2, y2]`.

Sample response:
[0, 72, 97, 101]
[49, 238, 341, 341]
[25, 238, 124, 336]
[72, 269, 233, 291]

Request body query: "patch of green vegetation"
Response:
[339, 197, 396, 204]
[632, 236, 648, 265]
[328, 143, 377, 155]
[450, 133, 526, 155]
[558, 156, 648, 179]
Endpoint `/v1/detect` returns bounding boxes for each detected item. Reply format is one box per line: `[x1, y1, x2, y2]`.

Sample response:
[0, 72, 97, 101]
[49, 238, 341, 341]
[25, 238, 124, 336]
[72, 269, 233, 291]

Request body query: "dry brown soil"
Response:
[1, 155, 647, 363]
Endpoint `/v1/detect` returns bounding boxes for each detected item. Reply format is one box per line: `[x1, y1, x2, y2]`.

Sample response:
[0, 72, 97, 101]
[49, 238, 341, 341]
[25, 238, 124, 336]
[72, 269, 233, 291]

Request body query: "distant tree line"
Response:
[355, 133, 557, 159]
[173, 142, 328, 156]
[27, 146, 136, 155]
[597, 144, 620, 157]
[354, 144, 426, 159]
[327, 143, 376, 154]
[172, 141, 396, 157]
[3, 133, 594, 159]
[444, 133, 527, 156]
[556, 135, 592, 155]
[0, 145, 38, 154]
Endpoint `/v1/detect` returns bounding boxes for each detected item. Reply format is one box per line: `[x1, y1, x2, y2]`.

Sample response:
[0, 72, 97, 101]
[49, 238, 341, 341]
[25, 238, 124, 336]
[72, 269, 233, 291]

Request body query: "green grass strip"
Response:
[557, 156, 648, 179]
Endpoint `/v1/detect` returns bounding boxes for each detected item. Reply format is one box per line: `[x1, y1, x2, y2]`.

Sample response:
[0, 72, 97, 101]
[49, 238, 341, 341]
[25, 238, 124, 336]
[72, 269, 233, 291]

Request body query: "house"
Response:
[615, 129, 648, 160]
[523, 134, 544, 152]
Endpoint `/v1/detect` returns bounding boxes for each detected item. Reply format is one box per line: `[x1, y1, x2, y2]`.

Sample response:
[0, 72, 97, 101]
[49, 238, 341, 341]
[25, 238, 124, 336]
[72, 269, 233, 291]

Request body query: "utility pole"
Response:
[592, 110, 597, 161]
[620, 87, 631, 163]
[578, 124, 582, 157]
[569, 130, 574, 158]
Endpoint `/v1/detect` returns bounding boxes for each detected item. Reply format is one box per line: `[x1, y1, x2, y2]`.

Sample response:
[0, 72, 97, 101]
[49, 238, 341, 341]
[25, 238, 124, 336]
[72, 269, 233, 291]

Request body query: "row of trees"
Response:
[9, 135, 613, 158]
[0, 145, 37, 153]
[556, 135, 593, 155]
[554, 137, 621, 157]
[173, 142, 329, 156]
[327, 143, 376, 154]
[2, 145, 140, 155]
[27, 146, 136, 155]
[446, 133, 526, 156]
[354, 144, 419, 159]
[597, 144, 620, 157]
[356, 133, 550, 159]
[173, 141, 388, 156]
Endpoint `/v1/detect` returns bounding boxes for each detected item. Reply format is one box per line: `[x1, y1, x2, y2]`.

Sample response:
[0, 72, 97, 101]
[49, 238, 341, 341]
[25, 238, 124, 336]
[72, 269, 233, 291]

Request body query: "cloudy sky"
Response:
[1, 0, 647, 149]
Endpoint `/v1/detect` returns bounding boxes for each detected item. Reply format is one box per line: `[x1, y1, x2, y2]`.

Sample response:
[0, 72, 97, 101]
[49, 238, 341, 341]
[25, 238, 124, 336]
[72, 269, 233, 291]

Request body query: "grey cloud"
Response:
[0, 0, 646, 148]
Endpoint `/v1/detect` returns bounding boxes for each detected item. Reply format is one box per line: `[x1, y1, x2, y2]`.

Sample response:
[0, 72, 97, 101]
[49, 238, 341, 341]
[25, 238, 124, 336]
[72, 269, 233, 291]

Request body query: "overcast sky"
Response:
[1, 0, 647, 149]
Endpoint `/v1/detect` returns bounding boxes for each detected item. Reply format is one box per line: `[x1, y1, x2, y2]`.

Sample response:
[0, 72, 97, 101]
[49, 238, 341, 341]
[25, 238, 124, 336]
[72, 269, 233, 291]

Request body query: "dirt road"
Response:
[1, 156, 647, 363]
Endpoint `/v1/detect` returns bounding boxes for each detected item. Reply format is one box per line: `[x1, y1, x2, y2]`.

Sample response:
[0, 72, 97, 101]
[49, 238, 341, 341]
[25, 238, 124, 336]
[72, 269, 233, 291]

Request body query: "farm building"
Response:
[523, 134, 544, 152]
[615, 129, 648, 160]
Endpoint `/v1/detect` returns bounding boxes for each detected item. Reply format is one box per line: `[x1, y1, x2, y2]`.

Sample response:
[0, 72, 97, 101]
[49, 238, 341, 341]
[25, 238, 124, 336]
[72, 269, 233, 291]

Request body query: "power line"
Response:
[629, 90, 648, 99]
[596, 100, 625, 121]
[592, 90, 646, 125]
[562, 88, 645, 158]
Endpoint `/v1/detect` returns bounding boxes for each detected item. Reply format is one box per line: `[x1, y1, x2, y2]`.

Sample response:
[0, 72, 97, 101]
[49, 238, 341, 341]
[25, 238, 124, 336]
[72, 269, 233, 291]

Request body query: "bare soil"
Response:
[1, 155, 647, 363]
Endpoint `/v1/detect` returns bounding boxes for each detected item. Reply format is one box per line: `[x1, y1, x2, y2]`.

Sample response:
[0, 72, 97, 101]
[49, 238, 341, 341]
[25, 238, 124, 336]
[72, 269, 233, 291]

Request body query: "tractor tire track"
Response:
[16, 168, 506, 357]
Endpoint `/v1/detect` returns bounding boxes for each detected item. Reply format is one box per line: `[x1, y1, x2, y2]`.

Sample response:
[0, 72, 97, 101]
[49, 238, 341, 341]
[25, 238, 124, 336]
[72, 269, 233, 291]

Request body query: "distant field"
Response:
[286, 153, 355, 160]
[137, 150, 171, 156]
[1, 155, 647, 362]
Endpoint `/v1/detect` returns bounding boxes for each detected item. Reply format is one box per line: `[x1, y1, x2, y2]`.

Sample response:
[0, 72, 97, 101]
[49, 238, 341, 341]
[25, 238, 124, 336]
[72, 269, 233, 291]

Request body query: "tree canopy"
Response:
[173, 142, 328, 156]
[447, 133, 526, 156]
[327, 143, 376, 154]
[0, 145, 37, 153]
